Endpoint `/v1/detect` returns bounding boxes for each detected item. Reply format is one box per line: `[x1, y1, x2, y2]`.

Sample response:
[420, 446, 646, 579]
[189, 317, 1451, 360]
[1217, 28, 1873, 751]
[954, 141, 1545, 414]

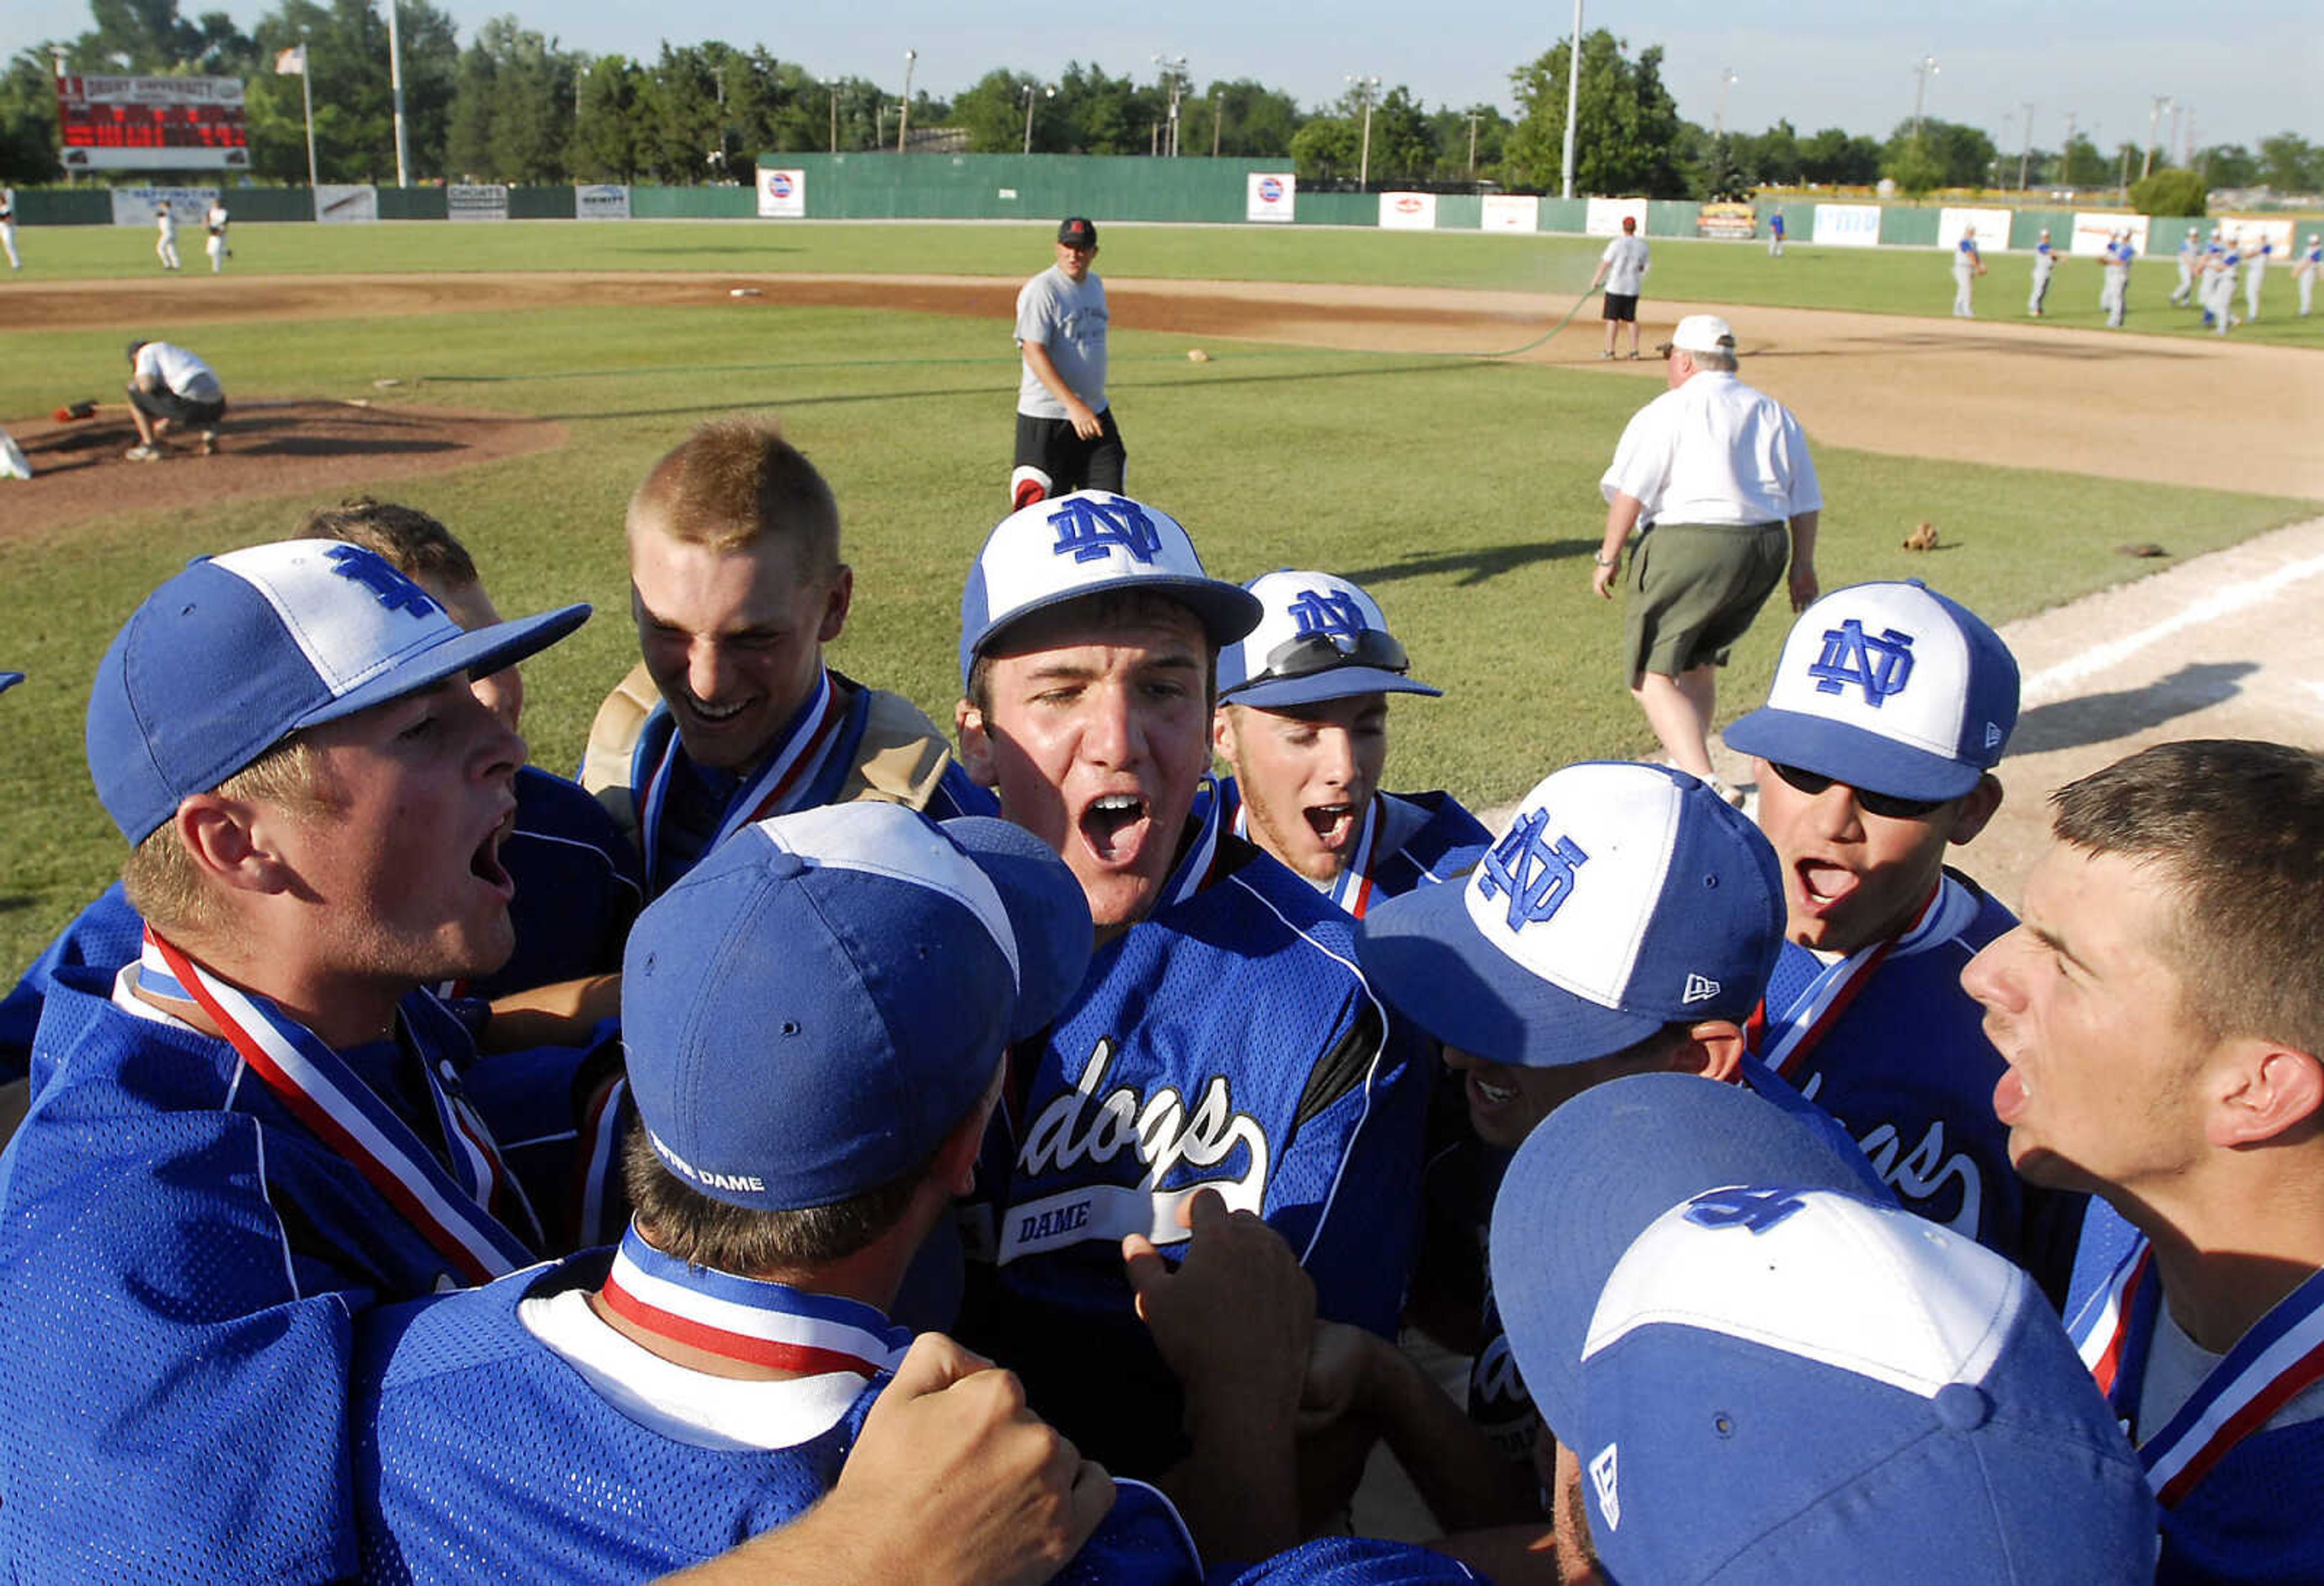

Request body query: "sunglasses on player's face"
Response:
[1766, 761, 1949, 821]
[1242, 628, 1410, 690]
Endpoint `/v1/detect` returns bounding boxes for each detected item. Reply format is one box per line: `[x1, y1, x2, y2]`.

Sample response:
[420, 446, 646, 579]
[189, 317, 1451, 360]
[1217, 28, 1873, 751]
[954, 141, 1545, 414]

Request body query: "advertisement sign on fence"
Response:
[1584, 197, 1649, 237]
[1938, 206, 2014, 252]
[757, 168, 806, 218]
[1811, 203, 1881, 247]
[1377, 191, 1437, 231]
[57, 74, 248, 171]
[1246, 172, 1295, 223]
[1696, 202, 1757, 239]
[448, 184, 510, 221]
[107, 186, 216, 226]
[313, 185, 378, 224]
[1481, 194, 1540, 232]
[2069, 212, 2152, 257]
[576, 184, 631, 220]
[2217, 215, 2294, 256]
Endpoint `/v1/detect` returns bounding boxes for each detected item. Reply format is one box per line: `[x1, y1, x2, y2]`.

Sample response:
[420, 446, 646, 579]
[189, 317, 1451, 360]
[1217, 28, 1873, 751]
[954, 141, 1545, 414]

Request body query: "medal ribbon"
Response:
[600, 1222, 911, 1377]
[1229, 785, 1384, 919]
[1155, 775, 1227, 913]
[640, 669, 844, 893]
[1747, 880, 1947, 1082]
[140, 928, 534, 1285]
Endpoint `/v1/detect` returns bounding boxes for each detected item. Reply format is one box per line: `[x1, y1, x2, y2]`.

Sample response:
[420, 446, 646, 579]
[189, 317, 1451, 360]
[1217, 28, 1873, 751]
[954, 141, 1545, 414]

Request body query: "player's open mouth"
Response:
[680, 692, 750, 726]
[1468, 1072, 1518, 1107]
[1796, 859, 1859, 909]
[1992, 1064, 2031, 1125]
[1080, 792, 1150, 864]
[1304, 801, 1359, 850]
[470, 812, 516, 899]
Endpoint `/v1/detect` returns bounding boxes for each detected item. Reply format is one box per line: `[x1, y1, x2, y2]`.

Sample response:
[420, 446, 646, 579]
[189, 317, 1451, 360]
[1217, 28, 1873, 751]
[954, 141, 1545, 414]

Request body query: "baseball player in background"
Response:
[2171, 226, 2201, 306]
[579, 418, 987, 899]
[153, 200, 180, 270]
[2299, 233, 2320, 316]
[952, 491, 1430, 1516]
[1951, 225, 1985, 317]
[1725, 581, 2086, 1299]
[204, 197, 230, 273]
[2204, 236, 2240, 335]
[1210, 571, 1489, 917]
[1590, 313, 1820, 803]
[2101, 229, 2131, 329]
[2245, 234, 2272, 321]
[1590, 214, 1652, 358]
[1969, 741, 2324, 1582]
[0, 188, 19, 270]
[2027, 228, 2059, 316]
[1009, 215, 1121, 510]
[123, 338, 225, 459]
[1767, 206, 1785, 258]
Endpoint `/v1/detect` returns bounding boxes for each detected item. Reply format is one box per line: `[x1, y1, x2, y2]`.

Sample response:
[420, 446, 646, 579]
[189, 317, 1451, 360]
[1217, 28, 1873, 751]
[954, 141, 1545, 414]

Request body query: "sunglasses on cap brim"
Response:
[1240, 628, 1411, 689]
[1767, 761, 1949, 821]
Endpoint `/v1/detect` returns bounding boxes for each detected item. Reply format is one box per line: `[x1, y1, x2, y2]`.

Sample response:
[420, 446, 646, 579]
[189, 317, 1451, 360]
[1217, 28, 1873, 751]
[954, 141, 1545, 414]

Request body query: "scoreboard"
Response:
[56, 74, 249, 171]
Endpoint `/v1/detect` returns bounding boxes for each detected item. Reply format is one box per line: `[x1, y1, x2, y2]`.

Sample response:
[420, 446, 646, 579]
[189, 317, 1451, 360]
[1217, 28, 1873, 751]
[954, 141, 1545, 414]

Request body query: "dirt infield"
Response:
[0, 398, 563, 542]
[10, 270, 2319, 499]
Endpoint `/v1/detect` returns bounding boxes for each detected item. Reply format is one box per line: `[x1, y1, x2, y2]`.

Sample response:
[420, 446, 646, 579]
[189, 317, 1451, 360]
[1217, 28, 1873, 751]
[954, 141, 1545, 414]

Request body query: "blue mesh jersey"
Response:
[1754, 871, 2087, 1304]
[963, 827, 1432, 1475]
[0, 881, 141, 1084]
[2153, 1427, 2324, 1584]
[353, 1252, 1204, 1584]
[1210, 781, 1494, 909]
[0, 963, 541, 1582]
[1210, 1535, 1485, 1583]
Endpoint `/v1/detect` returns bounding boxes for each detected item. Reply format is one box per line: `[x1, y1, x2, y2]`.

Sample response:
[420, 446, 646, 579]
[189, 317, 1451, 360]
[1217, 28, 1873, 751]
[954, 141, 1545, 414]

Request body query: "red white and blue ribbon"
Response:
[1226, 781, 1384, 918]
[1156, 775, 1227, 914]
[1748, 879, 1950, 1083]
[140, 928, 536, 1286]
[2071, 1234, 2324, 1507]
[599, 1221, 911, 1377]
[638, 667, 845, 894]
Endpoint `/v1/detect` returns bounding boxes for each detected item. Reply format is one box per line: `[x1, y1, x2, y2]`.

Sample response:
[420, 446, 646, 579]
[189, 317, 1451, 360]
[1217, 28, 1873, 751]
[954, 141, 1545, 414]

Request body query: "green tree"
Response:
[1355, 85, 1435, 184]
[442, 16, 578, 182]
[951, 68, 1043, 153]
[1798, 126, 1880, 185]
[1193, 79, 1304, 159]
[243, 0, 458, 182]
[1881, 118, 1995, 189]
[1288, 115, 1358, 182]
[570, 52, 642, 179]
[1695, 132, 1746, 200]
[1506, 30, 1686, 196]
[0, 47, 67, 183]
[2256, 133, 2319, 193]
[2130, 168, 2207, 217]
[2197, 143, 2258, 187]
[1050, 61, 1154, 156]
[1883, 139, 1943, 197]
[1425, 103, 1509, 181]
[1738, 117, 1799, 186]
[2057, 132, 2106, 186]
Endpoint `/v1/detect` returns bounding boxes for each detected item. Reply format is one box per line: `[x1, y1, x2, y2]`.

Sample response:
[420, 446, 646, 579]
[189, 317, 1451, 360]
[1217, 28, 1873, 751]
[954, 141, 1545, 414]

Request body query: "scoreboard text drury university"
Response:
[54, 74, 250, 172]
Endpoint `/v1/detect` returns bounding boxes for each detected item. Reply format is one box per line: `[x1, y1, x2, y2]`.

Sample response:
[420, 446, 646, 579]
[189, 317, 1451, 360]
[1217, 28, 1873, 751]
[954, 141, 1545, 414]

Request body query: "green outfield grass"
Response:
[8, 217, 2323, 348]
[1, 289, 2313, 975]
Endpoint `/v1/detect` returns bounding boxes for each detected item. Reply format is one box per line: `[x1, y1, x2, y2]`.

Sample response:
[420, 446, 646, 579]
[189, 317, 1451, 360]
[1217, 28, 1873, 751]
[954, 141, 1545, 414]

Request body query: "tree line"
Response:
[4, 1, 2318, 199]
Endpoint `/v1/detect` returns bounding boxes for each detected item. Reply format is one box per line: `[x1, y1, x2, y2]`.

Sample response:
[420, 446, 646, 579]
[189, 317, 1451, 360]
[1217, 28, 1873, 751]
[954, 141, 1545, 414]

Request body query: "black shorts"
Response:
[1603, 293, 1640, 323]
[130, 384, 226, 428]
[1013, 407, 1126, 502]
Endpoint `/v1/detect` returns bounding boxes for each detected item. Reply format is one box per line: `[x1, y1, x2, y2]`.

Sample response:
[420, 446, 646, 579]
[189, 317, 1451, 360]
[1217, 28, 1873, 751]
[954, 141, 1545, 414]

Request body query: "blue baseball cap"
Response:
[1356, 762, 1784, 1067]
[87, 539, 589, 844]
[1216, 571, 1442, 709]
[622, 804, 1094, 1213]
[1724, 580, 2019, 803]
[0, 672, 21, 696]
[1490, 1074, 2154, 1586]
[959, 490, 1261, 688]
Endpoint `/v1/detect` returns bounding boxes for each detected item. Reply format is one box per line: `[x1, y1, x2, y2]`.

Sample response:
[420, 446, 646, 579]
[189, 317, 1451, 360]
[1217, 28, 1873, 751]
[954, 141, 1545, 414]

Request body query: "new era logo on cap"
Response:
[1681, 972, 1721, 1004]
[1590, 1444, 1621, 1532]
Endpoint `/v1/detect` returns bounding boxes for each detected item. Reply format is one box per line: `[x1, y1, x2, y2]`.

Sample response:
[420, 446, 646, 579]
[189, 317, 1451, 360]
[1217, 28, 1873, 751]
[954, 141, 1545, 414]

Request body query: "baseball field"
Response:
[3, 218, 2320, 975]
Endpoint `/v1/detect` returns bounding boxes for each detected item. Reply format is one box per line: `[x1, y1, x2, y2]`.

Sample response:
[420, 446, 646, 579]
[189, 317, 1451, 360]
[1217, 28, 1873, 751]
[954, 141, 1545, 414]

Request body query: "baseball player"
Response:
[1969, 741, 2324, 1581]
[153, 200, 180, 270]
[1489, 1075, 2155, 1586]
[579, 418, 988, 899]
[350, 803, 1220, 1582]
[952, 490, 1431, 1485]
[203, 197, 229, 272]
[2027, 228, 2060, 316]
[1009, 215, 1121, 509]
[1209, 570, 1489, 917]
[2101, 229, 2132, 329]
[1589, 214, 1651, 358]
[2245, 232, 2272, 321]
[2204, 235, 2241, 335]
[1951, 224, 1985, 317]
[123, 338, 225, 459]
[2299, 232, 2320, 316]
[1766, 205, 1785, 258]
[1724, 581, 2086, 1298]
[2170, 225, 2201, 305]
[1, 187, 19, 270]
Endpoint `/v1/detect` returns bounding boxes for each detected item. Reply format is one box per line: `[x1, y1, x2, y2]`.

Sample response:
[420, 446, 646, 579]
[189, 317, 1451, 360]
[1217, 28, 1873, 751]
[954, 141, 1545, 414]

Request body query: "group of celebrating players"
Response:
[0, 228, 2319, 1586]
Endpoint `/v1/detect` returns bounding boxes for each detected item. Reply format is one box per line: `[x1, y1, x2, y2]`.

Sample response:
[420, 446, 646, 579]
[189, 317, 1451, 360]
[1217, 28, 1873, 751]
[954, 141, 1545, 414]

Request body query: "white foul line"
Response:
[2018, 551, 2324, 709]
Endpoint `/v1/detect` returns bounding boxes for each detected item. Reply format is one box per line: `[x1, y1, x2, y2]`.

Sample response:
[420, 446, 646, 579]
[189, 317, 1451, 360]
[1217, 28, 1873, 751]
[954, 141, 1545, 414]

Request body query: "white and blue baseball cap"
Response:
[1356, 762, 1783, 1067]
[959, 490, 1262, 687]
[1724, 580, 2018, 803]
[87, 539, 589, 844]
[1216, 571, 1442, 709]
[622, 804, 1093, 1213]
[1490, 1074, 2155, 1586]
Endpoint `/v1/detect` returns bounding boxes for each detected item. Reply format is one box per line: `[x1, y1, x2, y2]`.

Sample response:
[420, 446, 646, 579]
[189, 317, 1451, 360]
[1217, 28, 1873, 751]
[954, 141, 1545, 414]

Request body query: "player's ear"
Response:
[1211, 703, 1238, 765]
[2207, 1043, 2324, 1148]
[1946, 773, 2004, 846]
[1669, 1021, 1747, 1084]
[816, 564, 853, 644]
[176, 792, 295, 899]
[955, 699, 998, 788]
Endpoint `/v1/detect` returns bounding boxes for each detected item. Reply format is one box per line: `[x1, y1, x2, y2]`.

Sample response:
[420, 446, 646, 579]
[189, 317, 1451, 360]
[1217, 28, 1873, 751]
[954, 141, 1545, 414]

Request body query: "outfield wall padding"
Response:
[1879, 208, 1943, 247]
[755, 153, 1286, 223]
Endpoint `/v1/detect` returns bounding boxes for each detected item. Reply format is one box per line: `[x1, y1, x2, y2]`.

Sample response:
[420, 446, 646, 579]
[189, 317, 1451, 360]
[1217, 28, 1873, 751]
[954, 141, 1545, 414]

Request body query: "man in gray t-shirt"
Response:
[1589, 216, 1652, 359]
[1010, 215, 1125, 509]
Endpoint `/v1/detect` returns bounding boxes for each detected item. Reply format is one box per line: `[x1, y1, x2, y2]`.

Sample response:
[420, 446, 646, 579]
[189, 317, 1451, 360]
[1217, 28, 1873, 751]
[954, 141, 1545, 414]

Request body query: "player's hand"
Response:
[1298, 1319, 1385, 1435]
[1788, 563, 1820, 613]
[815, 1332, 1112, 1586]
[1590, 559, 1620, 601]
[1064, 398, 1103, 441]
[1124, 1188, 1315, 1433]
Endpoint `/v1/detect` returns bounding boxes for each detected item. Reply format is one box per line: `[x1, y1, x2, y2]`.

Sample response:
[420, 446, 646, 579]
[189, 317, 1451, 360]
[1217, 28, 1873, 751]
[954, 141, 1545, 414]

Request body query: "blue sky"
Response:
[7, 0, 2318, 151]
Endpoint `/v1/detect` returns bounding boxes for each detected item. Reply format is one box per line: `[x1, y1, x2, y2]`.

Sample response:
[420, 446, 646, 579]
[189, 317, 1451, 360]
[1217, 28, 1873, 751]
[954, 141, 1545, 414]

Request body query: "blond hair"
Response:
[120, 736, 330, 939]
[626, 418, 840, 572]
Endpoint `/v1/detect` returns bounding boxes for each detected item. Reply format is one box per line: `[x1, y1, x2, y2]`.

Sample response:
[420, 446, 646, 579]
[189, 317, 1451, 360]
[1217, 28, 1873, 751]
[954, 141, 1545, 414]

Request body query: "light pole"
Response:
[1465, 108, 1481, 179]
[1560, 0, 1581, 199]
[1022, 82, 1054, 154]
[2143, 95, 2171, 179]
[826, 79, 839, 153]
[2017, 102, 2034, 190]
[1153, 54, 1187, 156]
[1713, 67, 1738, 138]
[1345, 73, 1380, 189]
[2061, 111, 2077, 186]
[897, 49, 915, 154]
[1911, 54, 1938, 140]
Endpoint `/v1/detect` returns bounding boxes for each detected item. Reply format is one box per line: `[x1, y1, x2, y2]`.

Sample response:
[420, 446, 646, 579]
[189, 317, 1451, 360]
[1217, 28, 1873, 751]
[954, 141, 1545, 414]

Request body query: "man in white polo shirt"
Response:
[1587, 313, 1820, 804]
[1588, 214, 1652, 359]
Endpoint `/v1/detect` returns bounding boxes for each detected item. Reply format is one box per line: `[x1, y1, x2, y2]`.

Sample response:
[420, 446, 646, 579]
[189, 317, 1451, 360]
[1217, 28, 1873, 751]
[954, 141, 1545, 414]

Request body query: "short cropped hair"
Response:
[965, 588, 1217, 719]
[120, 736, 330, 937]
[1689, 348, 1738, 374]
[626, 418, 841, 572]
[620, 1122, 931, 1275]
[2050, 740, 2324, 1057]
[297, 498, 479, 589]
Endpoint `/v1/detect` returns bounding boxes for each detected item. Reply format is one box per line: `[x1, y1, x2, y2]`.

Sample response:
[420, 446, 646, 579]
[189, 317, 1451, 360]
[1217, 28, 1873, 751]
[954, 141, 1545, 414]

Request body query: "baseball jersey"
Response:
[1955, 237, 1981, 270]
[1212, 1536, 1486, 1582]
[1211, 781, 1492, 917]
[0, 949, 542, 1581]
[963, 789, 1431, 1474]
[2068, 1221, 2324, 1583]
[1, 880, 142, 1085]
[134, 339, 218, 400]
[1600, 370, 1822, 528]
[1016, 264, 1111, 418]
[1768, 213, 1784, 236]
[2308, 242, 2322, 267]
[585, 664, 993, 897]
[353, 1234, 1204, 1584]
[1750, 871, 2086, 1302]
[2034, 240, 2057, 270]
[1599, 234, 1650, 295]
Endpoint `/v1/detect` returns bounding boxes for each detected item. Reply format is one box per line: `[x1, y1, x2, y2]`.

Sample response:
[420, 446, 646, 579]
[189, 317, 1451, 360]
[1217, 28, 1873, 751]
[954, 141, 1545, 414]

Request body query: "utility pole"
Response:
[826, 80, 838, 154]
[1466, 109, 1481, 179]
[1713, 68, 1738, 138]
[2061, 111, 2076, 186]
[896, 49, 914, 153]
[1153, 54, 1187, 156]
[1211, 91, 1223, 158]
[1022, 82, 1053, 155]
[2143, 95, 2171, 178]
[1911, 54, 1938, 139]
[1345, 73, 1380, 189]
[1560, 0, 1581, 199]
[2018, 102, 2034, 190]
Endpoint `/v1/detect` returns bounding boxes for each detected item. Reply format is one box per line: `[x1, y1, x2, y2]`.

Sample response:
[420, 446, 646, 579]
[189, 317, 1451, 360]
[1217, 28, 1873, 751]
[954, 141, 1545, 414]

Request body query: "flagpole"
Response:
[298, 44, 317, 189]
[386, 1, 411, 187]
